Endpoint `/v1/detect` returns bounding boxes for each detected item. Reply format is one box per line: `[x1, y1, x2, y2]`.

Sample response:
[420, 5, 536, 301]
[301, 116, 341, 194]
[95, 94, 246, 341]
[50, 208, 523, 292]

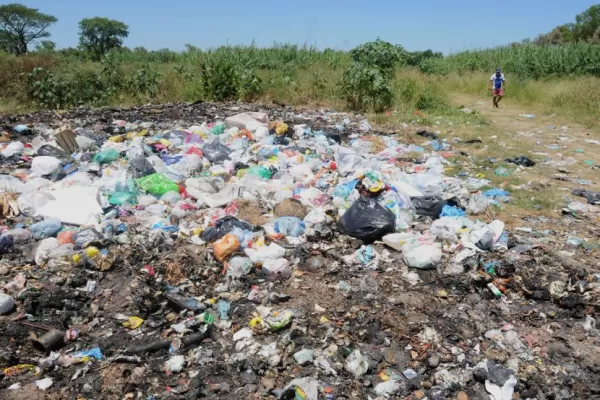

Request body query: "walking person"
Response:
[489, 68, 506, 108]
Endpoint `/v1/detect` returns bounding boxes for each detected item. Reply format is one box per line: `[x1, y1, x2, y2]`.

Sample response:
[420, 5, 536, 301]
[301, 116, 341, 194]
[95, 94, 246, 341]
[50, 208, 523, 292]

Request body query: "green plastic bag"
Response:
[211, 123, 225, 135]
[93, 149, 120, 164]
[137, 173, 179, 196]
[109, 192, 137, 206]
[247, 166, 272, 180]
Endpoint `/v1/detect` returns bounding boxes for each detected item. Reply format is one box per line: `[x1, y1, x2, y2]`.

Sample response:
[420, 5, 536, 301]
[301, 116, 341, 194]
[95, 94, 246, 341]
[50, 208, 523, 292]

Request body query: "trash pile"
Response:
[0, 102, 599, 399]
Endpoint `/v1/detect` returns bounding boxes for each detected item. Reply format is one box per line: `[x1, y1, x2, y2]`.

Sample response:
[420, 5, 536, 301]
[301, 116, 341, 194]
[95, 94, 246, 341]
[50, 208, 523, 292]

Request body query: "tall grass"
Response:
[100, 43, 351, 70]
[423, 43, 600, 78]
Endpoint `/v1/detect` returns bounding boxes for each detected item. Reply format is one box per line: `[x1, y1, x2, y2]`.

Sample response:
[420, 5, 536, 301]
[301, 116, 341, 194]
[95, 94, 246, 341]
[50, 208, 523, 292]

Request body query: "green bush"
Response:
[128, 64, 161, 99]
[200, 58, 263, 102]
[350, 39, 407, 74]
[200, 58, 238, 101]
[342, 63, 393, 112]
[24, 67, 75, 109]
[237, 68, 263, 101]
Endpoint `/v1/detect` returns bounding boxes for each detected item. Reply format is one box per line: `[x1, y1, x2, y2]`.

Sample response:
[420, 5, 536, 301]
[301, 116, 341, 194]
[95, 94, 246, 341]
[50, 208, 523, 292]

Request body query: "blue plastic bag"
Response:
[274, 217, 306, 237]
[439, 205, 466, 218]
[30, 219, 61, 240]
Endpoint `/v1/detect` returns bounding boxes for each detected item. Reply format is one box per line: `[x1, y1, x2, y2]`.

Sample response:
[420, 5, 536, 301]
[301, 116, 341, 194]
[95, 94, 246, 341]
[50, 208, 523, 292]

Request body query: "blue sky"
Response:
[19, 0, 600, 53]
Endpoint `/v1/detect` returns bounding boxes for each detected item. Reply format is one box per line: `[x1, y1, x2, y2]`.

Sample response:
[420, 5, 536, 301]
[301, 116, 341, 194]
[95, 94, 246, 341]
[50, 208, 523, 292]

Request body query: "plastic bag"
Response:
[30, 218, 62, 240]
[402, 240, 442, 269]
[17, 192, 55, 215]
[202, 142, 231, 163]
[57, 230, 77, 245]
[93, 149, 120, 164]
[439, 205, 466, 217]
[335, 147, 365, 176]
[31, 156, 62, 176]
[137, 173, 179, 196]
[274, 217, 306, 237]
[468, 193, 490, 215]
[0, 175, 25, 193]
[505, 156, 535, 167]
[35, 237, 60, 265]
[262, 258, 291, 280]
[128, 156, 156, 178]
[244, 243, 286, 264]
[412, 196, 446, 219]
[75, 135, 97, 151]
[227, 257, 253, 278]
[37, 145, 69, 162]
[337, 197, 395, 242]
[2, 228, 32, 244]
[1, 142, 24, 158]
[202, 216, 252, 243]
[431, 217, 464, 242]
[213, 233, 239, 262]
[0, 235, 13, 254]
[246, 166, 272, 180]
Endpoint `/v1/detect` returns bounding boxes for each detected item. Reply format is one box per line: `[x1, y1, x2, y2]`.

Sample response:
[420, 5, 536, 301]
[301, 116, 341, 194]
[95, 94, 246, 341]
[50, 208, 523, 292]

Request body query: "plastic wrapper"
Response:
[337, 197, 395, 242]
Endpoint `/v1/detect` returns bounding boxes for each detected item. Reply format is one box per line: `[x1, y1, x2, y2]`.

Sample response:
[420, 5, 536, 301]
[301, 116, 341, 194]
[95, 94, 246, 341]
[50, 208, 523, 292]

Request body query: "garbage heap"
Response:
[0, 103, 598, 399]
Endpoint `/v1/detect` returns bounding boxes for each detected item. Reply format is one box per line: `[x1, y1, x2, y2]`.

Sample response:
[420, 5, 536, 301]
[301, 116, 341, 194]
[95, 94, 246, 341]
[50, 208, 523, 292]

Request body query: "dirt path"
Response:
[448, 93, 599, 220]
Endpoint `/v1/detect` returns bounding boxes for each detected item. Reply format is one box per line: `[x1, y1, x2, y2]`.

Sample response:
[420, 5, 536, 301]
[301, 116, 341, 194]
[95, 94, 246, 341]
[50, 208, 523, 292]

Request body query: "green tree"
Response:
[34, 40, 55, 52]
[0, 4, 57, 55]
[79, 17, 129, 60]
[575, 5, 600, 41]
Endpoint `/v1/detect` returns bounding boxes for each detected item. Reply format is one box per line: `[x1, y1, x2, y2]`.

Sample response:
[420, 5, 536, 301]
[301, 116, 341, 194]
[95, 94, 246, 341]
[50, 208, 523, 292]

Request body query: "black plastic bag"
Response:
[129, 156, 156, 178]
[273, 135, 290, 145]
[37, 145, 70, 163]
[324, 132, 341, 144]
[337, 197, 395, 242]
[412, 196, 447, 219]
[202, 142, 231, 163]
[202, 216, 252, 243]
[505, 156, 535, 167]
[416, 129, 438, 139]
[572, 188, 600, 205]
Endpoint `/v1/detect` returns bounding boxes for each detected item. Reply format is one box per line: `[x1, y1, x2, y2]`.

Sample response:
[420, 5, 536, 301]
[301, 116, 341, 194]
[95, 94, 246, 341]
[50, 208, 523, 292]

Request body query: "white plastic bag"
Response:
[31, 156, 61, 176]
[17, 192, 55, 215]
[244, 243, 286, 264]
[402, 239, 442, 269]
[431, 217, 464, 242]
[468, 193, 490, 215]
[0, 175, 24, 193]
[1, 142, 24, 158]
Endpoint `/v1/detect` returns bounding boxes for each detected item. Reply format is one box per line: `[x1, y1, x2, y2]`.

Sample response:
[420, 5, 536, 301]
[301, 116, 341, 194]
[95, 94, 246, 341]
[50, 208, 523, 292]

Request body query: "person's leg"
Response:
[496, 95, 503, 108]
[492, 95, 497, 108]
